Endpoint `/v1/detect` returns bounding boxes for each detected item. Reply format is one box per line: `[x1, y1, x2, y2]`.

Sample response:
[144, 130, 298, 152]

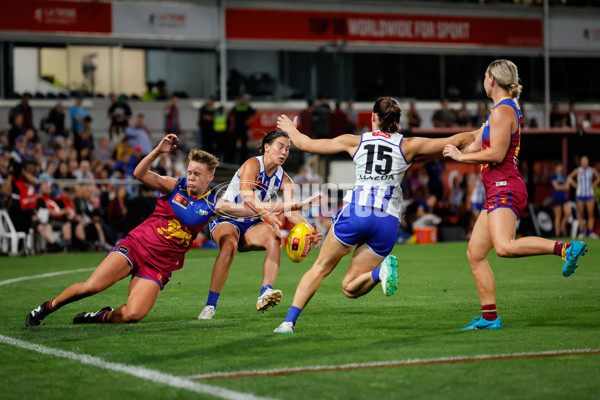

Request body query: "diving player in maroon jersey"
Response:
[26, 134, 318, 326]
[443, 60, 587, 330]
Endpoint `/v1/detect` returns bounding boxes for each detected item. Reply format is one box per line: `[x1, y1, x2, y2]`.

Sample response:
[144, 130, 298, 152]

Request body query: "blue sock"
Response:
[371, 266, 381, 283]
[260, 284, 273, 296]
[284, 306, 302, 324]
[206, 290, 220, 308]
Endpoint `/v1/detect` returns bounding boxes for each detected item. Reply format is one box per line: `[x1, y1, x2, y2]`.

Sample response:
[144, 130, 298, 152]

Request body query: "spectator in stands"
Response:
[125, 113, 153, 156]
[8, 158, 39, 236]
[38, 162, 56, 184]
[93, 137, 115, 169]
[113, 153, 135, 177]
[70, 96, 88, 147]
[299, 99, 315, 138]
[551, 163, 572, 237]
[213, 106, 228, 161]
[75, 116, 94, 153]
[9, 92, 34, 130]
[107, 185, 129, 238]
[73, 160, 94, 182]
[229, 95, 257, 162]
[155, 80, 168, 100]
[73, 185, 112, 251]
[34, 181, 61, 251]
[407, 101, 422, 128]
[550, 103, 566, 127]
[566, 101, 578, 129]
[581, 113, 592, 132]
[412, 194, 442, 228]
[425, 160, 445, 200]
[46, 101, 66, 138]
[455, 101, 471, 127]
[432, 98, 456, 127]
[312, 96, 331, 139]
[114, 136, 133, 162]
[107, 93, 132, 140]
[330, 101, 349, 138]
[143, 81, 156, 101]
[8, 113, 26, 150]
[473, 100, 490, 127]
[199, 97, 216, 155]
[54, 186, 81, 250]
[344, 99, 358, 133]
[53, 160, 74, 181]
[164, 96, 181, 135]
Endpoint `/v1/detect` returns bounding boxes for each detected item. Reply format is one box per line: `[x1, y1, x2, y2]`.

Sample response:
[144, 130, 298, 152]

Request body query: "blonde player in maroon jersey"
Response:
[443, 59, 587, 330]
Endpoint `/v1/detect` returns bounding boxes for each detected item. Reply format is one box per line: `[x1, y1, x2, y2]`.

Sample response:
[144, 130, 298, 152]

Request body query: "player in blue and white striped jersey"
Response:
[568, 155, 600, 238]
[198, 130, 323, 320]
[273, 97, 477, 334]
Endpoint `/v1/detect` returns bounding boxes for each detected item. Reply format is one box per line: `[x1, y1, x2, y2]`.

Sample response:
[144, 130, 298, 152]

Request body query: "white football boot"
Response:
[273, 321, 294, 334]
[379, 255, 399, 296]
[197, 305, 216, 320]
[256, 288, 282, 312]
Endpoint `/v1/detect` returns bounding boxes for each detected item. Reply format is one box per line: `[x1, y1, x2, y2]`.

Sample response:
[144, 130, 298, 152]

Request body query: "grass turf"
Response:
[1, 240, 599, 399]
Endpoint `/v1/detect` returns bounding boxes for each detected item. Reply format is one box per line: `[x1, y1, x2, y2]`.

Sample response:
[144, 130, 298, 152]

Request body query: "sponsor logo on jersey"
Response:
[117, 245, 129, 254]
[357, 174, 396, 181]
[173, 193, 189, 209]
[495, 181, 507, 187]
[195, 209, 209, 215]
[372, 131, 391, 139]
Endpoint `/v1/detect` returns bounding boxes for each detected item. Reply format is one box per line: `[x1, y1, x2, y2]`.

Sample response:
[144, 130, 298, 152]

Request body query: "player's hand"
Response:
[156, 133, 178, 154]
[262, 211, 283, 238]
[277, 115, 298, 133]
[443, 144, 461, 161]
[311, 224, 323, 249]
[295, 194, 322, 211]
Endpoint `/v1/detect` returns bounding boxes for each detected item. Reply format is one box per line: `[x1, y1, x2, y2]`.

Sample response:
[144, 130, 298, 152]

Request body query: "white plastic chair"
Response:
[0, 209, 27, 256]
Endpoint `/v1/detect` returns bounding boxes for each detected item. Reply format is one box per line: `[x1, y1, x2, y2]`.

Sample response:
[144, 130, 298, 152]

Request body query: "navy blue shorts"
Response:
[209, 217, 263, 239]
[331, 203, 399, 258]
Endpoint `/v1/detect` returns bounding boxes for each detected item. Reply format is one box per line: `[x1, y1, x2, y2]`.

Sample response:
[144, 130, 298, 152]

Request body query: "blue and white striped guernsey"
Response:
[221, 156, 286, 222]
[342, 130, 411, 219]
[576, 166, 594, 198]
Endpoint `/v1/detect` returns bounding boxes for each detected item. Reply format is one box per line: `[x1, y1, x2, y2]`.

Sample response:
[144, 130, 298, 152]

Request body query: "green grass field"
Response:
[1, 240, 599, 400]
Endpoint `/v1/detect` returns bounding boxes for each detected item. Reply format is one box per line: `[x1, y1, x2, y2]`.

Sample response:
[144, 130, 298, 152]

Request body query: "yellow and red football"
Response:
[286, 223, 313, 263]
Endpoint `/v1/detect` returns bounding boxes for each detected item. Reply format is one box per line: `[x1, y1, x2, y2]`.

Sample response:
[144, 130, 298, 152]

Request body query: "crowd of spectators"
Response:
[0, 92, 187, 255]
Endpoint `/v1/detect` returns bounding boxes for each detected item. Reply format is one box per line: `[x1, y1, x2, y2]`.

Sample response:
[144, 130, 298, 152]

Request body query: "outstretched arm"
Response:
[402, 128, 481, 164]
[443, 107, 512, 164]
[133, 134, 178, 195]
[277, 114, 361, 157]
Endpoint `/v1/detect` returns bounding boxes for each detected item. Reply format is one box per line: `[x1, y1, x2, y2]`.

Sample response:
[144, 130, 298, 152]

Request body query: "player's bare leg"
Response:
[241, 223, 284, 311]
[198, 223, 239, 319]
[106, 277, 161, 323]
[26, 252, 130, 326]
[341, 245, 384, 298]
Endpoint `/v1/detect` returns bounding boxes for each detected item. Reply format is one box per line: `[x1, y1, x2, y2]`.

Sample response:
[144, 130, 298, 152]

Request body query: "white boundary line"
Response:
[0, 268, 95, 287]
[188, 348, 600, 380]
[0, 335, 277, 400]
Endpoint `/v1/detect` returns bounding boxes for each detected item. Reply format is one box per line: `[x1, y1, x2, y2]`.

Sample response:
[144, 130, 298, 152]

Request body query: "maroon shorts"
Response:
[110, 236, 172, 290]
[483, 187, 528, 219]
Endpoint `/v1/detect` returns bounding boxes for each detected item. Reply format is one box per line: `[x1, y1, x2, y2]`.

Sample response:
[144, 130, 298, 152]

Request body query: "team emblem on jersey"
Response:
[173, 193, 189, 209]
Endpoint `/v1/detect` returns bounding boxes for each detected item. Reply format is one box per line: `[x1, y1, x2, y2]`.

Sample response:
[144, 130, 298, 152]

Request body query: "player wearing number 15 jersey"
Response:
[273, 97, 478, 334]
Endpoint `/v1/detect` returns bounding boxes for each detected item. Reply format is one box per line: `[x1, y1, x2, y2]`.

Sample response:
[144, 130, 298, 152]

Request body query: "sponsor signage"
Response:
[227, 9, 542, 48]
[112, 2, 219, 40]
[1, 1, 112, 34]
[550, 17, 600, 51]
